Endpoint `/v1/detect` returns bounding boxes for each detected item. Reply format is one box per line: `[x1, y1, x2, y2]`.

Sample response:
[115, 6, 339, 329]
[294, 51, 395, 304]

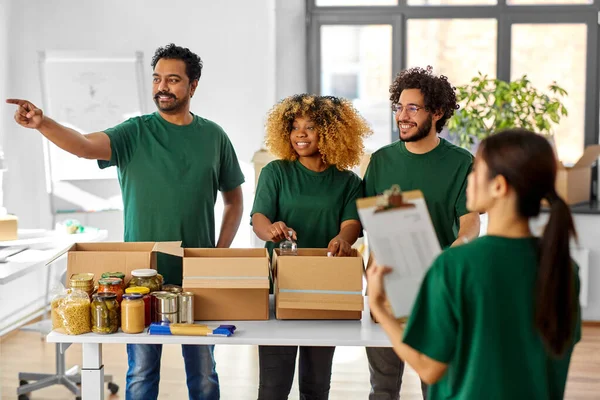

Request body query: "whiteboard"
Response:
[38, 51, 147, 181]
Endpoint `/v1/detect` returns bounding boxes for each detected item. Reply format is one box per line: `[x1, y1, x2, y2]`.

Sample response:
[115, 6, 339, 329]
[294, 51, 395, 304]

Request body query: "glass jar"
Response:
[128, 269, 161, 292]
[101, 272, 126, 289]
[98, 277, 124, 303]
[91, 293, 119, 334]
[69, 273, 95, 300]
[125, 286, 151, 327]
[121, 294, 145, 334]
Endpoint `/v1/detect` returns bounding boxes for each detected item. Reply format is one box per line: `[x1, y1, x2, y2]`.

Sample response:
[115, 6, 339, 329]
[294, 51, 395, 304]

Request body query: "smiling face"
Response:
[152, 58, 197, 113]
[290, 115, 320, 157]
[394, 88, 438, 142]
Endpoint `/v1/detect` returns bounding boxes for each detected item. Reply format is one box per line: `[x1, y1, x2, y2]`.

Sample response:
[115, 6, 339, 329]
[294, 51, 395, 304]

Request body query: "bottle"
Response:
[279, 230, 297, 256]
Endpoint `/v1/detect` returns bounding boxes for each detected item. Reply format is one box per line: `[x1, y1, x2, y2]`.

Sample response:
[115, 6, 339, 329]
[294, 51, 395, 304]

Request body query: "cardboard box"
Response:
[182, 248, 270, 321]
[0, 215, 18, 241]
[272, 248, 364, 320]
[556, 145, 600, 205]
[48, 242, 183, 286]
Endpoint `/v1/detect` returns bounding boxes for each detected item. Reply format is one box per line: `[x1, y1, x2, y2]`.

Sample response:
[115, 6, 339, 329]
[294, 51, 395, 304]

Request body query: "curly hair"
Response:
[151, 43, 203, 81]
[264, 94, 372, 170]
[389, 66, 459, 133]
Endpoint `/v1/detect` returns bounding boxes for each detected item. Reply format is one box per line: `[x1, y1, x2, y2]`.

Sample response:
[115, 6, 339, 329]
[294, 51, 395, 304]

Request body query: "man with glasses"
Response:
[362, 66, 480, 400]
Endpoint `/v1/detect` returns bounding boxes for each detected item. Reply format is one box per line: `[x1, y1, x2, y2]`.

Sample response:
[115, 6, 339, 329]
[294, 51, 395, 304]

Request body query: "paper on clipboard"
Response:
[357, 190, 441, 318]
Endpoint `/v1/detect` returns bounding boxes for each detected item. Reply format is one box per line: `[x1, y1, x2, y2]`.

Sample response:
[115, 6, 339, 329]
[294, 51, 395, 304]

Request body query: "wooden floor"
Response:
[1, 326, 599, 399]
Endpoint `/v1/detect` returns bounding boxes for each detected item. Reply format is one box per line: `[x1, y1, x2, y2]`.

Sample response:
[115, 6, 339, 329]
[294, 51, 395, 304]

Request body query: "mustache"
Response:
[154, 92, 176, 99]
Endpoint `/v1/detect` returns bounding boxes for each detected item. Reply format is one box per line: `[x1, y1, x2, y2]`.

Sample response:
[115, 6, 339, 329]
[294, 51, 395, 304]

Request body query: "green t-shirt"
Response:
[363, 139, 472, 248]
[403, 235, 582, 400]
[250, 160, 363, 258]
[99, 112, 245, 285]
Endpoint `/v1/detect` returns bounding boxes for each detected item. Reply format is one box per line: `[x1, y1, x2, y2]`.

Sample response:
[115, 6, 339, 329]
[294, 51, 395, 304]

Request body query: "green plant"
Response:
[447, 73, 568, 149]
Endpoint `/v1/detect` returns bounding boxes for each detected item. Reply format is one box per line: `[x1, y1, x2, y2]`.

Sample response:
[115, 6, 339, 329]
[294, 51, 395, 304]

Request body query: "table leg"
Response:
[81, 343, 104, 400]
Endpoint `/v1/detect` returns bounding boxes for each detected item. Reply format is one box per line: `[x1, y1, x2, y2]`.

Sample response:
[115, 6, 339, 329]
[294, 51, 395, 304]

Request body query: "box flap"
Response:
[184, 248, 268, 259]
[74, 242, 157, 251]
[277, 292, 364, 312]
[152, 241, 183, 257]
[45, 243, 77, 266]
[572, 145, 600, 169]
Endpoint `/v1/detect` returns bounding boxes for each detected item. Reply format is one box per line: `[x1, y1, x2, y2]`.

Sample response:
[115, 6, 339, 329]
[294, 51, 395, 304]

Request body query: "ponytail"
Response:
[535, 190, 577, 356]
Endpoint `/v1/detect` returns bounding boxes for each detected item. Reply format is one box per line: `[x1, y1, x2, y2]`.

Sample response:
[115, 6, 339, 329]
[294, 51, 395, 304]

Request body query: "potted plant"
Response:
[447, 73, 569, 150]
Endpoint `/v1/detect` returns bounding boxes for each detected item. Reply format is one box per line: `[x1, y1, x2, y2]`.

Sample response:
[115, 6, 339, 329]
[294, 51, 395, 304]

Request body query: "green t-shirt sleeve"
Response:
[342, 174, 363, 222]
[250, 163, 279, 223]
[218, 134, 245, 192]
[98, 118, 140, 170]
[454, 162, 472, 218]
[362, 156, 377, 197]
[403, 254, 459, 363]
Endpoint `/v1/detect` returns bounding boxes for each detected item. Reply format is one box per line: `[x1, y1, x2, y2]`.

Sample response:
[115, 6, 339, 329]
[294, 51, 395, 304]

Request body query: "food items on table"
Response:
[101, 272, 126, 289]
[121, 294, 145, 334]
[68, 273, 95, 300]
[128, 269, 162, 293]
[98, 277, 124, 303]
[91, 293, 119, 334]
[126, 286, 151, 327]
[54, 288, 91, 335]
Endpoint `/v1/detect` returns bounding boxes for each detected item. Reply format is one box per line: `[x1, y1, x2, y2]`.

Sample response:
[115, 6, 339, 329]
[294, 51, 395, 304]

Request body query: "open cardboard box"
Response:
[556, 145, 600, 205]
[0, 215, 18, 241]
[182, 248, 270, 321]
[272, 248, 364, 320]
[47, 241, 183, 286]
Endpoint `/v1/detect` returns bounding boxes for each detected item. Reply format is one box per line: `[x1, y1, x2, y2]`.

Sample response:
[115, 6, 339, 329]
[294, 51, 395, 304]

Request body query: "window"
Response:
[511, 24, 587, 164]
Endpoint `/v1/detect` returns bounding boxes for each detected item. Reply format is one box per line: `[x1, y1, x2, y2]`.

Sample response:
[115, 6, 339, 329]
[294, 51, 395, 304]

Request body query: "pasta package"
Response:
[55, 288, 92, 335]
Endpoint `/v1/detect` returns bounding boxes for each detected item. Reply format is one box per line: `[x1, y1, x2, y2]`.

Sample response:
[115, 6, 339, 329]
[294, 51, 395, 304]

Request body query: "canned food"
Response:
[69, 273, 95, 300]
[162, 284, 183, 294]
[152, 292, 178, 324]
[178, 292, 194, 324]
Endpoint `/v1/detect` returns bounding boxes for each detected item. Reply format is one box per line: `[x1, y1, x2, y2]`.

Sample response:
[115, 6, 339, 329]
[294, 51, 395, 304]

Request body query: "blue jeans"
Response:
[366, 347, 428, 400]
[126, 344, 219, 400]
[258, 345, 336, 400]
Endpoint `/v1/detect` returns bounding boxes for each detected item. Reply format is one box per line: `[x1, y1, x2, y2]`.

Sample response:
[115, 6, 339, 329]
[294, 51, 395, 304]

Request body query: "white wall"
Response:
[2, 0, 283, 230]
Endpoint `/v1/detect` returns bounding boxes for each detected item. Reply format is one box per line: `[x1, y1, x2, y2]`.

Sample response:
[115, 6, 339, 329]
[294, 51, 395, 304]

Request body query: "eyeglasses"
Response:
[391, 103, 425, 116]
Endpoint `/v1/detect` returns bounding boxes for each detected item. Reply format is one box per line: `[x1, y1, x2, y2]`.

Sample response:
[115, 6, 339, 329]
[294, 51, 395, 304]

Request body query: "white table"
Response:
[47, 298, 391, 400]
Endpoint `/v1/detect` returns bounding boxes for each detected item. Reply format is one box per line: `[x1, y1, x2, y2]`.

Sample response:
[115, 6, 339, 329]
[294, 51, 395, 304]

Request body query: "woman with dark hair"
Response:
[367, 128, 581, 399]
[251, 93, 372, 399]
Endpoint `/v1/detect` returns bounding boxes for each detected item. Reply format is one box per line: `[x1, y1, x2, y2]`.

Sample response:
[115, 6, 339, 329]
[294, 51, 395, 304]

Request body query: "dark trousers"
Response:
[366, 347, 428, 400]
[258, 345, 336, 400]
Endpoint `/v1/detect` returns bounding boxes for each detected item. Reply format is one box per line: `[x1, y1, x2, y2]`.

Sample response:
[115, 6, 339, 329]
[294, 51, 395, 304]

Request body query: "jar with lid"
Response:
[121, 294, 145, 334]
[101, 272, 126, 289]
[98, 277, 124, 303]
[128, 269, 161, 292]
[125, 286, 151, 327]
[69, 273, 95, 300]
[91, 293, 119, 334]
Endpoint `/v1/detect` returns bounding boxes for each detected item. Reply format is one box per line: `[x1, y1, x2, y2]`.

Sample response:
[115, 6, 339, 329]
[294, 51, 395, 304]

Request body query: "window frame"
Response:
[307, 0, 600, 202]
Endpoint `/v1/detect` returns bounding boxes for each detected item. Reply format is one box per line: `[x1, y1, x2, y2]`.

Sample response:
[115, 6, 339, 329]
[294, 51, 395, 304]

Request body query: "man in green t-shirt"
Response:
[7, 44, 244, 400]
[363, 66, 480, 400]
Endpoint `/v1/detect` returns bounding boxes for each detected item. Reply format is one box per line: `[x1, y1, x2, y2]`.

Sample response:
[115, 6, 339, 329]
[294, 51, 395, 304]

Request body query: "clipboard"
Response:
[357, 186, 441, 318]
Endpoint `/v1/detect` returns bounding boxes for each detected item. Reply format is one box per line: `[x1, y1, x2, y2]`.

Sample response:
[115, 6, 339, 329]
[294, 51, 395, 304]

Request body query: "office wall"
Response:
[1, 0, 290, 231]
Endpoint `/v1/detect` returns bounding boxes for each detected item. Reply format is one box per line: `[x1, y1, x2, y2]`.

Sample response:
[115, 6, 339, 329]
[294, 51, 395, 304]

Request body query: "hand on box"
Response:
[327, 237, 352, 257]
[268, 221, 297, 243]
[366, 263, 392, 309]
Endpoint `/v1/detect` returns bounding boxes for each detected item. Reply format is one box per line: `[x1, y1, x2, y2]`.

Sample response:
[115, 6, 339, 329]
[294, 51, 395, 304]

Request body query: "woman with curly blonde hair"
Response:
[251, 93, 372, 399]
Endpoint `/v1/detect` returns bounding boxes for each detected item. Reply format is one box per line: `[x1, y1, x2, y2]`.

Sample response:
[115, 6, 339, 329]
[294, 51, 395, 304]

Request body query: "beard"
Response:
[399, 113, 433, 143]
[153, 92, 188, 113]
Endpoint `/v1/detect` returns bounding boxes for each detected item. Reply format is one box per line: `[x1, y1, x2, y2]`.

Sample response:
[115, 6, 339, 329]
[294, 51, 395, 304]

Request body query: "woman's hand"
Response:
[366, 263, 393, 308]
[327, 237, 353, 257]
[267, 221, 297, 243]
